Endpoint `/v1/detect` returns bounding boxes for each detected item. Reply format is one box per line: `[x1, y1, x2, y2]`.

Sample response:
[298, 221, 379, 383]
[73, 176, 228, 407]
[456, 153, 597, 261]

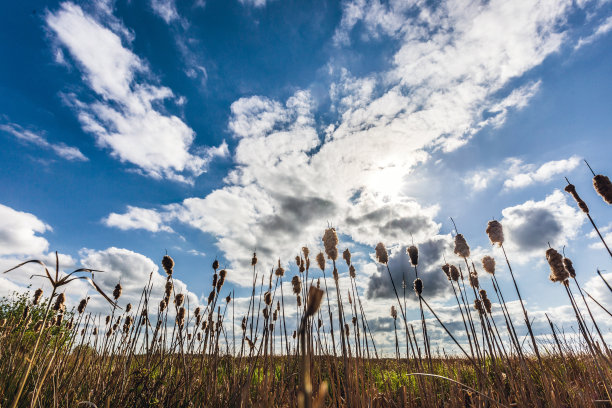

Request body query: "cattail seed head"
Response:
[33, 288, 43, 305]
[454, 234, 470, 258]
[160, 299, 167, 311]
[273, 310, 278, 321]
[316, 252, 325, 271]
[275, 259, 285, 277]
[449, 265, 460, 281]
[113, 284, 122, 301]
[175, 293, 185, 307]
[333, 267, 339, 282]
[251, 252, 258, 266]
[352, 316, 357, 325]
[292, 330, 297, 339]
[299, 258, 305, 273]
[564, 183, 589, 213]
[342, 248, 351, 266]
[481, 256, 495, 275]
[212, 273, 218, 288]
[212, 259, 219, 270]
[349, 264, 356, 278]
[302, 246, 310, 259]
[318, 318, 322, 328]
[295, 255, 301, 266]
[442, 264, 451, 280]
[262, 307, 269, 319]
[226, 294, 231, 303]
[177, 307, 186, 326]
[291, 275, 302, 295]
[593, 174, 612, 204]
[469, 273, 479, 289]
[322, 228, 339, 261]
[54, 293, 66, 311]
[391, 305, 397, 320]
[162, 255, 174, 275]
[546, 248, 569, 283]
[194, 307, 201, 317]
[216, 276, 225, 292]
[486, 220, 504, 247]
[105, 315, 111, 325]
[207, 290, 215, 304]
[563, 257, 576, 278]
[375, 242, 388, 264]
[413, 278, 423, 296]
[219, 269, 227, 279]
[407, 245, 418, 266]
[344, 323, 349, 336]
[125, 303, 132, 313]
[474, 299, 484, 314]
[305, 286, 324, 317]
[22, 305, 30, 321]
[264, 291, 272, 306]
[297, 294, 302, 307]
[165, 279, 173, 297]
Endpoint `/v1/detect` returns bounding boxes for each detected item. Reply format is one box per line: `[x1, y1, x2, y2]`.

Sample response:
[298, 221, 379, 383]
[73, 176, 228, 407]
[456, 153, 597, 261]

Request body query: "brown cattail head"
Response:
[322, 228, 339, 261]
[344, 323, 349, 336]
[105, 315, 111, 325]
[375, 242, 388, 264]
[442, 264, 451, 280]
[593, 174, 612, 205]
[295, 255, 301, 266]
[297, 294, 302, 307]
[302, 246, 310, 259]
[343, 248, 351, 266]
[273, 310, 278, 321]
[486, 220, 504, 247]
[333, 267, 339, 282]
[113, 284, 122, 301]
[125, 303, 132, 313]
[546, 248, 569, 283]
[275, 259, 285, 277]
[241, 316, 247, 331]
[160, 299, 167, 311]
[352, 316, 357, 326]
[391, 305, 397, 320]
[474, 299, 484, 314]
[194, 306, 201, 317]
[177, 307, 186, 327]
[262, 307, 269, 319]
[349, 264, 356, 278]
[299, 258, 305, 273]
[318, 318, 322, 328]
[78, 298, 88, 314]
[564, 183, 589, 213]
[226, 294, 231, 303]
[216, 276, 225, 292]
[22, 305, 30, 321]
[483, 297, 492, 313]
[291, 275, 302, 295]
[207, 290, 215, 304]
[481, 256, 495, 275]
[469, 272, 479, 289]
[219, 269, 227, 279]
[407, 245, 418, 266]
[264, 291, 272, 306]
[54, 293, 66, 311]
[212, 259, 219, 270]
[33, 288, 43, 305]
[413, 278, 423, 296]
[251, 252, 258, 266]
[479, 289, 488, 299]
[454, 234, 470, 258]
[175, 293, 185, 307]
[162, 255, 174, 275]
[449, 265, 460, 281]
[212, 273, 218, 288]
[316, 252, 325, 271]
[305, 286, 324, 317]
[563, 257, 576, 279]
[165, 279, 173, 297]
[292, 330, 297, 339]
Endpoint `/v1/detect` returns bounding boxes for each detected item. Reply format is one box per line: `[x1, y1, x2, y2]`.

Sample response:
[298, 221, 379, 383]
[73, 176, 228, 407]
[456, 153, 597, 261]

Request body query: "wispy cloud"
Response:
[0, 122, 87, 162]
[46, 2, 227, 183]
[575, 15, 612, 50]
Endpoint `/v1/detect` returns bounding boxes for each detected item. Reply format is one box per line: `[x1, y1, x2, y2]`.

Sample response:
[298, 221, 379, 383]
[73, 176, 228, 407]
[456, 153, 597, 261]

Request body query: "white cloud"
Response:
[237, 0, 270, 7]
[0, 122, 87, 162]
[0, 204, 52, 256]
[504, 155, 582, 190]
[103, 205, 174, 233]
[46, 2, 227, 183]
[150, 0, 180, 24]
[575, 15, 612, 50]
[588, 222, 612, 250]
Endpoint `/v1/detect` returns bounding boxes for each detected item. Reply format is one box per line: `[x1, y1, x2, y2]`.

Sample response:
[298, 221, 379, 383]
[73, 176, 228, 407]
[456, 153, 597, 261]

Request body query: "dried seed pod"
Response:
[216, 276, 225, 292]
[194, 307, 201, 317]
[212, 259, 219, 270]
[275, 260, 285, 277]
[449, 265, 460, 281]
[564, 183, 589, 213]
[302, 246, 310, 259]
[264, 291, 272, 306]
[291, 275, 302, 295]
[175, 293, 185, 307]
[474, 299, 484, 314]
[295, 255, 301, 266]
[469, 273, 479, 289]
[454, 234, 470, 258]
[78, 298, 88, 314]
[318, 318, 322, 328]
[481, 256, 495, 275]
[219, 269, 227, 279]
[207, 290, 215, 304]
[391, 305, 397, 320]
[322, 228, 339, 261]
[251, 252, 258, 266]
[262, 308, 269, 319]
[55, 313, 64, 326]
[442, 264, 451, 280]
[292, 330, 297, 339]
[33, 288, 43, 305]
[226, 294, 231, 303]
[165, 279, 173, 297]
[162, 255, 174, 275]
[212, 273, 218, 288]
[93, 327, 98, 336]
[375, 242, 388, 264]
[296, 295, 302, 307]
[305, 286, 324, 317]
[316, 252, 325, 271]
[112, 284, 122, 301]
[344, 323, 349, 336]
[333, 267, 339, 282]
[342, 248, 351, 266]
[273, 310, 278, 321]
[486, 220, 504, 247]
[125, 303, 132, 313]
[53, 293, 66, 311]
[177, 307, 186, 327]
[413, 278, 423, 296]
[160, 299, 167, 312]
[349, 264, 356, 278]
[563, 257, 576, 279]
[593, 174, 612, 205]
[546, 248, 569, 283]
[407, 245, 418, 266]
[105, 315, 111, 325]
[352, 316, 357, 325]
[241, 317, 247, 331]
[299, 259, 305, 273]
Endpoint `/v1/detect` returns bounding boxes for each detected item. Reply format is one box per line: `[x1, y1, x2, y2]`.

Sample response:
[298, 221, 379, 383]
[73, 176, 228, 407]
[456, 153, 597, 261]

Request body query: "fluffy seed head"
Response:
[78, 298, 88, 314]
[454, 234, 470, 258]
[375, 242, 388, 264]
[33, 288, 43, 305]
[474, 299, 484, 314]
[162, 255, 174, 275]
[305, 286, 324, 317]
[563, 257, 576, 278]
[593, 174, 612, 205]
[165, 279, 173, 296]
[407, 245, 418, 266]
[219, 269, 227, 279]
[481, 256, 495, 275]
[316, 252, 325, 271]
[264, 291, 272, 306]
[207, 290, 215, 304]
[565, 184, 589, 213]
[442, 264, 451, 280]
[226, 294, 231, 303]
[413, 278, 423, 296]
[291, 275, 302, 295]
[486, 220, 504, 247]
[160, 299, 167, 311]
[546, 248, 569, 283]
[216, 276, 225, 292]
[302, 246, 310, 259]
[125, 303, 132, 313]
[175, 293, 185, 307]
[333, 267, 339, 282]
[53, 293, 66, 311]
[342, 248, 351, 266]
[251, 253, 258, 266]
[275, 259, 285, 277]
[449, 265, 460, 281]
[322, 228, 339, 261]
[469, 273, 479, 289]
[483, 298, 492, 313]
[113, 284, 122, 301]
[297, 294, 302, 307]
[391, 305, 397, 320]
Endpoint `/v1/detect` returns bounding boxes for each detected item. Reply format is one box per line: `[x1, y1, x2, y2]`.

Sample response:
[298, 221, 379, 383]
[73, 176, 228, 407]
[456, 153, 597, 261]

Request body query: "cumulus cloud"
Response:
[0, 204, 52, 256]
[0, 121, 87, 162]
[103, 206, 174, 233]
[46, 2, 227, 183]
[499, 190, 585, 260]
[504, 156, 581, 190]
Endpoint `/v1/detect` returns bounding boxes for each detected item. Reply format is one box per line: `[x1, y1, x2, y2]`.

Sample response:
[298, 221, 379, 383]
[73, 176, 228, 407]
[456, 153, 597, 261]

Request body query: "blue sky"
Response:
[1, 0, 611, 353]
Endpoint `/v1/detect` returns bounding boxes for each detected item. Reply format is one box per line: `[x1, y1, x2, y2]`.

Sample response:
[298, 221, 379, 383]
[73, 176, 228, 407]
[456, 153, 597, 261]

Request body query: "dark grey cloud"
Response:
[366, 237, 453, 302]
[261, 195, 337, 236]
[505, 207, 562, 251]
